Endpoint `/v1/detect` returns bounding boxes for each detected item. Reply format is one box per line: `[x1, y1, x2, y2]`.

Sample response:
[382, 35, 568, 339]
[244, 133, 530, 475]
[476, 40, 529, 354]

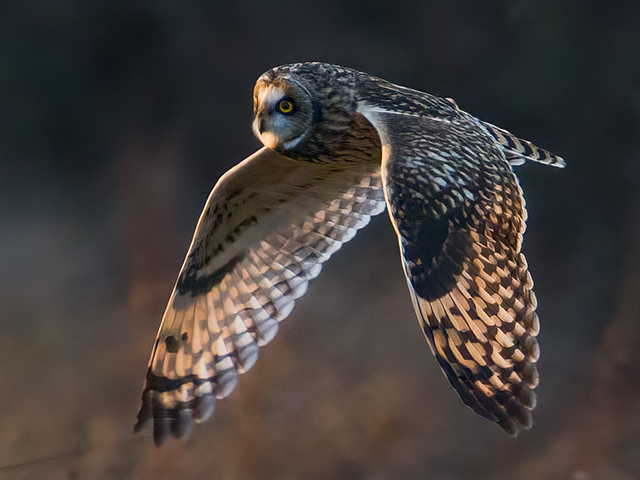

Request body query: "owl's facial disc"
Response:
[252, 77, 314, 151]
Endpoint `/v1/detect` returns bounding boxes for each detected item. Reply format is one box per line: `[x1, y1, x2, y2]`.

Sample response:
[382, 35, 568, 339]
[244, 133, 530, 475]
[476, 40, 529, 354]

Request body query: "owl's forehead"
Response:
[254, 83, 285, 107]
[254, 76, 303, 107]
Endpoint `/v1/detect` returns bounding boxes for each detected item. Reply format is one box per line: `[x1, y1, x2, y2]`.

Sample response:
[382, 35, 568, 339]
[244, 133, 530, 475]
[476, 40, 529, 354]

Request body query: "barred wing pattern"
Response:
[360, 106, 541, 435]
[135, 147, 385, 445]
[482, 121, 566, 168]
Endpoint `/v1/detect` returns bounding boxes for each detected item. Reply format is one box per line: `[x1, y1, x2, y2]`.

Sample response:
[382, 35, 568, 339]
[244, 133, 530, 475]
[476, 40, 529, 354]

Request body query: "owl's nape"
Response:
[135, 62, 563, 443]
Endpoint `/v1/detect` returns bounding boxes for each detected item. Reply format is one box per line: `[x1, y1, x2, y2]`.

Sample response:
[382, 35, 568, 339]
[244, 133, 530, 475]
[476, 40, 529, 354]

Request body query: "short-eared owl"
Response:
[135, 62, 564, 445]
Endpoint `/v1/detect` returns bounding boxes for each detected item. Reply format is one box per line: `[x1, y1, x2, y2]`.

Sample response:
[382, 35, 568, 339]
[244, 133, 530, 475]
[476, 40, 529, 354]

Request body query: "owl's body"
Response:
[135, 63, 564, 445]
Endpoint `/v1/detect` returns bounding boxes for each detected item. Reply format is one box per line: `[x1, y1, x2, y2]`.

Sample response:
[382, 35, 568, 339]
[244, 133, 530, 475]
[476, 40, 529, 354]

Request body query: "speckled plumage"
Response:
[135, 62, 564, 445]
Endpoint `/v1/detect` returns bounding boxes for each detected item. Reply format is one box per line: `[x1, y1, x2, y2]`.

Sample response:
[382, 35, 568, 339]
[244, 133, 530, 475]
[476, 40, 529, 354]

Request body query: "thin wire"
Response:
[0, 434, 146, 473]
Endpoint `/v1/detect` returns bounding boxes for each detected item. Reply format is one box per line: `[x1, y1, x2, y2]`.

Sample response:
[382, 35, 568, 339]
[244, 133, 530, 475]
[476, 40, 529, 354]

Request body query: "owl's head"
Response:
[252, 63, 358, 155]
[252, 72, 318, 151]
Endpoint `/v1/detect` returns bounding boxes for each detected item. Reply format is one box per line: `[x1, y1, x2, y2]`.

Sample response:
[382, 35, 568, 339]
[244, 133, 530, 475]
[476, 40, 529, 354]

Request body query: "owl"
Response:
[134, 62, 564, 445]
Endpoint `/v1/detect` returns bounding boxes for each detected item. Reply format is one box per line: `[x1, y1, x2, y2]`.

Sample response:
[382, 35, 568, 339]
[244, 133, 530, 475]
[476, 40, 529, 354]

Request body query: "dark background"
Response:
[1, 1, 640, 479]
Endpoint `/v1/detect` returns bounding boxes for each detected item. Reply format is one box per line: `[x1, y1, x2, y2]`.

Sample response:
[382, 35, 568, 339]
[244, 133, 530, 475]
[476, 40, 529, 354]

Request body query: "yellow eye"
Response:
[277, 98, 295, 114]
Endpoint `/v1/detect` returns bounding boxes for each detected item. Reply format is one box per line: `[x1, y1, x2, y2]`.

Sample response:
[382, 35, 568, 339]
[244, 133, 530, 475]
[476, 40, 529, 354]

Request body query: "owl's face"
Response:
[252, 74, 317, 152]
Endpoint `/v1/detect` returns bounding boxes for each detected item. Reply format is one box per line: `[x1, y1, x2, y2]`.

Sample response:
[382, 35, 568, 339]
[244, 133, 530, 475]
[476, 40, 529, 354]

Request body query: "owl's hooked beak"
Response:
[253, 111, 280, 149]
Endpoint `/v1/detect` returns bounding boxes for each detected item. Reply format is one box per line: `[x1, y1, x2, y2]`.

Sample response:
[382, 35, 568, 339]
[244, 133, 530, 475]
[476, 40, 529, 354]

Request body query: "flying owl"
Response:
[134, 62, 564, 445]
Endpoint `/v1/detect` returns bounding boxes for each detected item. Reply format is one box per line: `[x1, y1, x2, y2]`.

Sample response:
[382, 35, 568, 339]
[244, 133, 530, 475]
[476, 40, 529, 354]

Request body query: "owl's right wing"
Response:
[359, 104, 542, 435]
[135, 147, 385, 445]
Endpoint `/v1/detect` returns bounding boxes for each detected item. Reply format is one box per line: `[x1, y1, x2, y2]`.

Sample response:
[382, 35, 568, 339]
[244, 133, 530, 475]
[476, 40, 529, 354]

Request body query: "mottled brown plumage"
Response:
[135, 62, 564, 445]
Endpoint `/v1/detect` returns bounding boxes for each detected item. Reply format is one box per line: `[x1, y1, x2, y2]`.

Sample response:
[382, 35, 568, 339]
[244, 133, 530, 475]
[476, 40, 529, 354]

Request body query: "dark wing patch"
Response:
[399, 204, 469, 302]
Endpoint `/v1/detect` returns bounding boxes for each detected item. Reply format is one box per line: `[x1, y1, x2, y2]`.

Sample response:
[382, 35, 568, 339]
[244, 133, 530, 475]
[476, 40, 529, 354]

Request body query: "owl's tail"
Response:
[482, 122, 565, 168]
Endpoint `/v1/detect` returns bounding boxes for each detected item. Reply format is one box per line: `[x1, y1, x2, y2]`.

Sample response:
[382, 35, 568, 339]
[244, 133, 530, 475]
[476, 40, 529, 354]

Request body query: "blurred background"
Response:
[1, 0, 640, 479]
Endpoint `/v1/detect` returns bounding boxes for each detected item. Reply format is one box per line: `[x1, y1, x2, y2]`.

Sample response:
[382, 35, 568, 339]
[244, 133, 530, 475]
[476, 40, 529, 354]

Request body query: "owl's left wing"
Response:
[359, 104, 541, 435]
[135, 147, 385, 445]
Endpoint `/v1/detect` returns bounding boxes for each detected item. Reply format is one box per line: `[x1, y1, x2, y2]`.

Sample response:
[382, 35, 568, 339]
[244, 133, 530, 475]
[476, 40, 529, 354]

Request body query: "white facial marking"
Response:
[259, 85, 286, 110]
[282, 133, 306, 150]
[253, 85, 288, 148]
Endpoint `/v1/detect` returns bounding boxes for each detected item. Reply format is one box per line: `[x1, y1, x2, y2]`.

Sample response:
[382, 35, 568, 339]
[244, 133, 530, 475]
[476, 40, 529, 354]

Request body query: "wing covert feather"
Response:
[136, 147, 385, 444]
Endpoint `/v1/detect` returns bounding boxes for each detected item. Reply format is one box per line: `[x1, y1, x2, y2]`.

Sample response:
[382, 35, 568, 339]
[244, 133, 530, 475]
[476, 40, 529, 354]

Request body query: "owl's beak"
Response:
[252, 111, 279, 149]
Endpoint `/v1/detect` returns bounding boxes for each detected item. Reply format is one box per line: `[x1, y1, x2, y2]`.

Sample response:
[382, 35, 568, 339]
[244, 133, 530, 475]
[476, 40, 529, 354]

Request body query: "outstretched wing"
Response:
[359, 105, 541, 435]
[135, 147, 385, 445]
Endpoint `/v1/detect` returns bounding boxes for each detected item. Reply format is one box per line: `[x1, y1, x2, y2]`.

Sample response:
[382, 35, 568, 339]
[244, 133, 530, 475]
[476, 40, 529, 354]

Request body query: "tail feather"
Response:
[483, 122, 565, 168]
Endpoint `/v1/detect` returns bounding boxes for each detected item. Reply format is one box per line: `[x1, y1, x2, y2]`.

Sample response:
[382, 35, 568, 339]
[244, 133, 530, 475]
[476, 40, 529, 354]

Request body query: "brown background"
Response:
[1, 1, 640, 479]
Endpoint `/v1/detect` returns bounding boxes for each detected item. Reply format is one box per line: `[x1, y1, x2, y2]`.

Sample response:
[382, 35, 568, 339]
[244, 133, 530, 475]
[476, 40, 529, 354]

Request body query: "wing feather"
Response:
[360, 105, 541, 435]
[135, 147, 385, 444]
